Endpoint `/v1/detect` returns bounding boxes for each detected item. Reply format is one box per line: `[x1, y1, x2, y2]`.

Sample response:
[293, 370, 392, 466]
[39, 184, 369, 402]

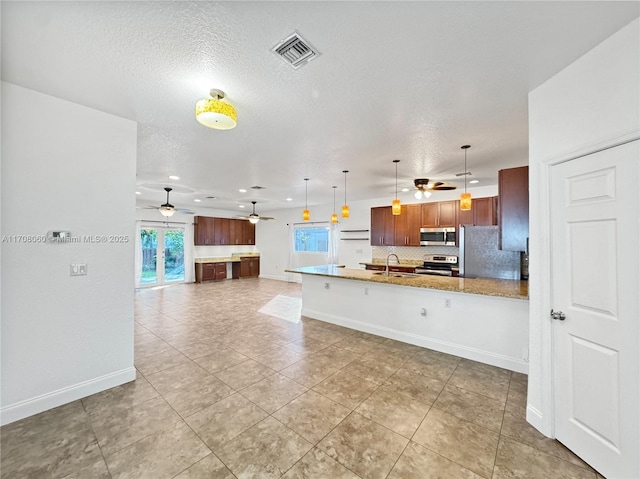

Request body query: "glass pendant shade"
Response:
[249, 215, 260, 224]
[303, 178, 310, 221]
[460, 192, 472, 211]
[392, 160, 401, 215]
[342, 170, 349, 218]
[195, 89, 237, 130]
[159, 206, 175, 217]
[331, 213, 338, 224]
[414, 190, 423, 200]
[302, 209, 310, 221]
[392, 199, 402, 215]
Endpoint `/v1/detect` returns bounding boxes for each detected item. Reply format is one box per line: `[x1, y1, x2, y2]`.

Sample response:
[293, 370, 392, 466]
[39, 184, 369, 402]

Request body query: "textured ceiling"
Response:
[2, 1, 638, 212]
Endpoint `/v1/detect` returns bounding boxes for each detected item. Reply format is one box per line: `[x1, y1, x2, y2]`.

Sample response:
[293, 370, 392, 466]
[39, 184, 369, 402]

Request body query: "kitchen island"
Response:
[287, 265, 529, 373]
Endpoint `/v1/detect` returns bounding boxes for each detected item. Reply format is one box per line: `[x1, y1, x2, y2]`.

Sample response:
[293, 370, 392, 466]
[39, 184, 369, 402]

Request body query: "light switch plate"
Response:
[70, 263, 87, 276]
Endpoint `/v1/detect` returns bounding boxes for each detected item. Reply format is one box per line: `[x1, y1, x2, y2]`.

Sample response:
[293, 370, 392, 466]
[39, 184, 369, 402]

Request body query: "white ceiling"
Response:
[2, 1, 638, 212]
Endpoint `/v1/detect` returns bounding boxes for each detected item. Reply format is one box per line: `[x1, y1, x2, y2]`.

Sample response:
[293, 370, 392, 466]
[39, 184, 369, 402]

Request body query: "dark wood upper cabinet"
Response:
[194, 216, 215, 245]
[194, 216, 255, 246]
[395, 204, 422, 246]
[421, 201, 457, 227]
[499, 166, 529, 251]
[370, 206, 395, 246]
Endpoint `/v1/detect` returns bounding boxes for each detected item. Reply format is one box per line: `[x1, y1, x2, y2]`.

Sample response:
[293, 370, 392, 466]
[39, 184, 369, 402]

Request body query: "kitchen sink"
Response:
[372, 272, 421, 279]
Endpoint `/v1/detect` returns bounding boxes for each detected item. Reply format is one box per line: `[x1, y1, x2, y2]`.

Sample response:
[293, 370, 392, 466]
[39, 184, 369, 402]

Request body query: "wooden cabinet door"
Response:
[242, 221, 255, 245]
[499, 166, 529, 251]
[214, 218, 230, 245]
[395, 204, 421, 245]
[194, 216, 214, 245]
[214, 263, 227, 280]
[201, 263, 216, 281]
[438, 200, 458, 226]
[240, 258, 251, 277]
[421, 203, 439, 226]
[251, 258, 260, 277]
[371, 207, 394, 246]
[229, 219, 240, 245]
[474, 197, 497, 226]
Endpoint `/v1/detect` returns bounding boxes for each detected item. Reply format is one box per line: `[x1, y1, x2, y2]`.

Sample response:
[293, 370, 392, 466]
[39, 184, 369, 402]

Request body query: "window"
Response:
[294, 227, 329, 252]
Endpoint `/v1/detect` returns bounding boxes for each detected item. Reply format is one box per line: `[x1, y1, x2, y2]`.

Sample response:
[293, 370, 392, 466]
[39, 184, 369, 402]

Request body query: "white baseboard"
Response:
[303, 307, 529, 374]
[259, 273, 301, 283]
[1, 367, 136, 426]
[526, 404, 552, 437]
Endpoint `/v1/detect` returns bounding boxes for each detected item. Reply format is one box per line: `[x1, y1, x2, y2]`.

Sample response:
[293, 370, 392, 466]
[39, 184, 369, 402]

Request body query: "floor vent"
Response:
[272, 31, 320, 69]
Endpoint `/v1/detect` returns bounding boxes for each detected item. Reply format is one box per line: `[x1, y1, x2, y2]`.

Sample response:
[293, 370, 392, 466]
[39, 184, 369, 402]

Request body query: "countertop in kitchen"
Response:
[287, 265, 528, 300]
[194, 253, 260, 264]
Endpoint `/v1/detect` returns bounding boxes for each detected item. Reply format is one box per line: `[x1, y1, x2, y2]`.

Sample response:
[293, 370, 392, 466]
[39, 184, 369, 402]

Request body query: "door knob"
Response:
[550, 309, 566, 321]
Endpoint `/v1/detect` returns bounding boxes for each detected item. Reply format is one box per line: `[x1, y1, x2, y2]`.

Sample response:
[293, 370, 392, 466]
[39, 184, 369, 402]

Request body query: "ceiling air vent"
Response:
[272, 31, 320, 70]
[251, 185, 266, 190]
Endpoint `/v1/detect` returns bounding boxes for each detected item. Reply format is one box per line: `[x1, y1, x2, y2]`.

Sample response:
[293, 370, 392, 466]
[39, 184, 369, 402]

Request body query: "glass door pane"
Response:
[140, 228, 158, 285]
[163, 229, 184, 283]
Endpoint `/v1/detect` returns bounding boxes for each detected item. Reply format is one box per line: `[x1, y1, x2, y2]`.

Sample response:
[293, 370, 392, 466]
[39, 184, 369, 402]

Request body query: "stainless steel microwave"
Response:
[420, 227, 456, 246]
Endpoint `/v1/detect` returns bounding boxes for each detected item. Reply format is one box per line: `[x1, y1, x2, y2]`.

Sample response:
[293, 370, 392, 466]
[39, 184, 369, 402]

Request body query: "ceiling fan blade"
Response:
[258, 216, 275, 220]
[432, 182, 456, 190]
[175, 208, 195, 214]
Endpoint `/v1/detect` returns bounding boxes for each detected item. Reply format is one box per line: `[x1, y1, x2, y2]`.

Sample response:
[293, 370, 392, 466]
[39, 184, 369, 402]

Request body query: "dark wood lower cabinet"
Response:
[195, 262, 227, 283]
[232, 257, 260, 278]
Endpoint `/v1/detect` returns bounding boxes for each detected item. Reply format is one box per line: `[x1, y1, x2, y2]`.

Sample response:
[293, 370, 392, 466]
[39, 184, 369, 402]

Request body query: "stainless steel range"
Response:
[414, 254, 459, 276]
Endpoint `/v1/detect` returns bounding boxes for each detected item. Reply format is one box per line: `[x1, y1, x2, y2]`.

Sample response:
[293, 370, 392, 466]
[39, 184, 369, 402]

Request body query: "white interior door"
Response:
[550, 140, 639, 478]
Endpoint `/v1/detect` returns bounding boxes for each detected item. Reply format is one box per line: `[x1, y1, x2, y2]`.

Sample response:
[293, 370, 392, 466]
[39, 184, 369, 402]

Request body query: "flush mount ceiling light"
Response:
[195, 89, 237, 130]
[392, 160, 401, 215]
[303, 178, 310, 221]
[331, 186, 338, 224]
[342, 170, 350, 218]
[460, 145, 472, 211]
[159, 187, 176, 217]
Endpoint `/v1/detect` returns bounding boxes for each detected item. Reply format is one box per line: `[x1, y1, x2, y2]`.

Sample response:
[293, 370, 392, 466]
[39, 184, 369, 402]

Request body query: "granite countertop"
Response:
[195, 253, 260, 264]
[287, 265, 528, 300]
[359, 260, 424, 267]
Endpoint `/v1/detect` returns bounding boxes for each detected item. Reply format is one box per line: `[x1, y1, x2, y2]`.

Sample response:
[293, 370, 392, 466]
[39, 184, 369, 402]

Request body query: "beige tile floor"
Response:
[1, 278, 603, 479]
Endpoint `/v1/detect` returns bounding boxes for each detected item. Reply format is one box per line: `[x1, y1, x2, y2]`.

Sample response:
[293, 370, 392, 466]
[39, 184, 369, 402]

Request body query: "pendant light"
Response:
[195, 89, 237, 130]
[460, 145, 472, 211]
[331, 186, 339, 224]
[302, 178, 310, 221]
[341, 170, 350, 218]
[392, 160, 401, 215]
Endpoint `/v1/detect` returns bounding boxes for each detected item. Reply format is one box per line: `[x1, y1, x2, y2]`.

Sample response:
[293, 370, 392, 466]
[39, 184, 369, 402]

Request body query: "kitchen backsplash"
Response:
[372, 245, 459, 262]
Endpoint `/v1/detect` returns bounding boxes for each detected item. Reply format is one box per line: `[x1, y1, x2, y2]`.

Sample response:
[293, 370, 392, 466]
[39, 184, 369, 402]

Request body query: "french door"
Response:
[139, 227, 185, 287]
[550, 140, 639, 478]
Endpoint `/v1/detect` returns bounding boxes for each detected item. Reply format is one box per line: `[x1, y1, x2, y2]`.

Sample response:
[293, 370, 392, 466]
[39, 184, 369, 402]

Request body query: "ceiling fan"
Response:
[236, 201, 274, 224]
[140, 187, 195, 216]
[412, 178, 456, 199]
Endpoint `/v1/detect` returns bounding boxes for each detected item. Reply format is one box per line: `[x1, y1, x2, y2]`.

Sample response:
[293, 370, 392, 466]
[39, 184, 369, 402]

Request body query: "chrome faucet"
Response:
[385, 253, 400, 276]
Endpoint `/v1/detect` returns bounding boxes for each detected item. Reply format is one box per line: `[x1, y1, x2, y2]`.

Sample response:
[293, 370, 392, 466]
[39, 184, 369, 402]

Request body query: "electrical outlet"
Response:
[324, 282, 330, 290]
[420, 308, 427, 316]
[444, 298, 451, 308]
[364, 287, 369, 295]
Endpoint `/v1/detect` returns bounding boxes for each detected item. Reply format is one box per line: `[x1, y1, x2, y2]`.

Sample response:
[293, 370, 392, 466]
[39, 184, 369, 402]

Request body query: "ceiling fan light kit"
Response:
[159, 187, 176, 217]
[413, 178, 433, 200]
[195, 89, 237, 130]
[460, 145, 472, 211]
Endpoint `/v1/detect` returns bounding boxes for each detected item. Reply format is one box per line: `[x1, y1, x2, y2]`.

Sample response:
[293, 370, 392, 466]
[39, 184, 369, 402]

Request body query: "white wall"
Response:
[527, 18, 640, 435]
[1, 83, 138, 424]
[258, 185, 499, 281]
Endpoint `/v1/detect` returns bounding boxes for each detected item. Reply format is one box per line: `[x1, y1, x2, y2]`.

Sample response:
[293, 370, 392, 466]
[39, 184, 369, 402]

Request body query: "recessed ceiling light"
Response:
[239, 205, 246, 208]
[401, 188, 410, 192]
[135, 191, 141, 195]
[469, 180, 480, 184]
[286, 198, 293, 201]
[238, 189, 247, 193]
[169, 175, 180, 180]
[194, 199, 201, 202]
